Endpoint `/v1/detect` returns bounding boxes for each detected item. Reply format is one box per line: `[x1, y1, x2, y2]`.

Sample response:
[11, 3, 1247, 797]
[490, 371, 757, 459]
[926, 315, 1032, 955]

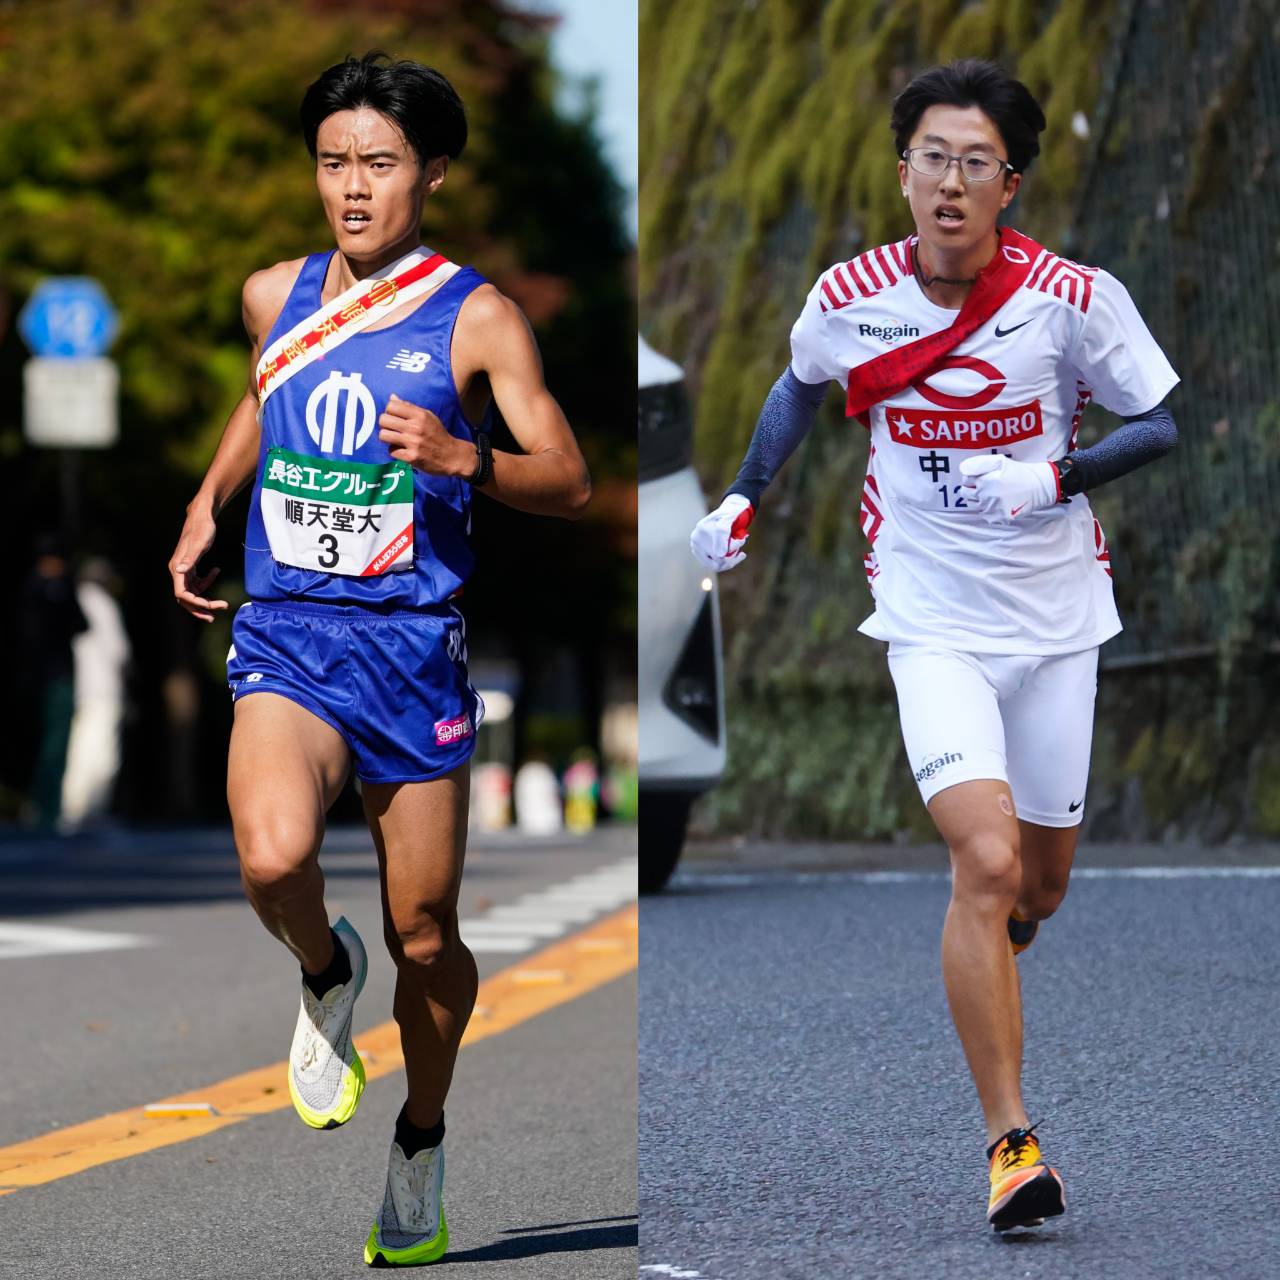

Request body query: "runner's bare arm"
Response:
[377, 285, 591, 519]
[168, 265, 298, 621]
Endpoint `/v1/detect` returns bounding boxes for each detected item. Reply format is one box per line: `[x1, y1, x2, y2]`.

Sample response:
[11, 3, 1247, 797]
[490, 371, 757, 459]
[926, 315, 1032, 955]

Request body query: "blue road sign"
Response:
[18, 277, 119, 358]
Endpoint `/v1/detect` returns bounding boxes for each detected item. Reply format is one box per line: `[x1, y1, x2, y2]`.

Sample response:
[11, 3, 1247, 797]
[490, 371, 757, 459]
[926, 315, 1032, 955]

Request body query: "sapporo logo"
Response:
[859, 322, 921, 343]
[915, 751, 964, 783]
[305, 370, 376, 454]
[911, 355, 1005, 410]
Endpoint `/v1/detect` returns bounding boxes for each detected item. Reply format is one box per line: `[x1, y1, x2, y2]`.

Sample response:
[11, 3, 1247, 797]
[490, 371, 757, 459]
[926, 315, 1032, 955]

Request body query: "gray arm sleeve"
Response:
[1063, 402, 1177, 493]
[724, 367, 828, 506]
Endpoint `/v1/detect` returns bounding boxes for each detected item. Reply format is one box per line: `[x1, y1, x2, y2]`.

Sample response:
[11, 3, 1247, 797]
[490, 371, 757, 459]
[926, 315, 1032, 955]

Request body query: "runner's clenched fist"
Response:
[378, 393, 475, 475]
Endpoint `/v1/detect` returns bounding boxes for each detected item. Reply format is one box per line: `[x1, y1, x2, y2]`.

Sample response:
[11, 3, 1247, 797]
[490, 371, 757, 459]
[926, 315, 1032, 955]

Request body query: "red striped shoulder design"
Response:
[819, 237, 914, 314]
[1024, 248, 1097, 314]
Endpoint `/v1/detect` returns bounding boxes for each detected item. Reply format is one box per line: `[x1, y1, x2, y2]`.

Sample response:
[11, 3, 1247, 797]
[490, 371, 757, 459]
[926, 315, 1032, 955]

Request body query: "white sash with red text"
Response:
[255, 249, 459, 407]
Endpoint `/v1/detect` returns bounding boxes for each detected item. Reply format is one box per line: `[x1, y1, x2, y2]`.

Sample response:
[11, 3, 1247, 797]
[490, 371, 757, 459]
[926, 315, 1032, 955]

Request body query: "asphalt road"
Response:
[0, 823, 637, 1278]
[639, 844, 1280, 1280]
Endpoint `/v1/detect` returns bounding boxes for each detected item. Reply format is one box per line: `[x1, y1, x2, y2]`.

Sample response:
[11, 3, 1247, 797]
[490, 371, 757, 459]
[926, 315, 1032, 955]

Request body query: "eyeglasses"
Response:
[902, 147, 1014, 183]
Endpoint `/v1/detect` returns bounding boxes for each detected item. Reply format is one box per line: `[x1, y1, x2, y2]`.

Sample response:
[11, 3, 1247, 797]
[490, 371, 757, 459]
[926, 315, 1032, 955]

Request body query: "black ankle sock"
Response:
[395, 1105, 445, 1157]
[302, 927, 352, 998]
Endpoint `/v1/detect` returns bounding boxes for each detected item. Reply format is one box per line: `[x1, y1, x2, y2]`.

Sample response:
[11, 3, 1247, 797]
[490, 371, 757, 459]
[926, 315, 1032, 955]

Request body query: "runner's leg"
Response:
[363, 763, 476, 1128]
[930, 780, 1028, 1144]
[1004, 647, 1098, 922]
[887, 645, 1028, 1144]
[228, 691, 351, 974]
[1016, 823, 1079, 921]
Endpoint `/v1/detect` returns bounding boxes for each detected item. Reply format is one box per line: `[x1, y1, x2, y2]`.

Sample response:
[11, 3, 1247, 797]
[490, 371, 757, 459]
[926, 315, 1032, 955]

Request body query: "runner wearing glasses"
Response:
[691, 59, 1177, 1232]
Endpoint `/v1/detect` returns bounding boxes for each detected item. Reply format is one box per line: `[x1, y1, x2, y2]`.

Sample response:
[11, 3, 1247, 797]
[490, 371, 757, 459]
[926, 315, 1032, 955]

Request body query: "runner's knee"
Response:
[949, 831, 1021, 906]
[1021, 875, 1069, 921]
[386, 906, 459, 974]
[235, 821, 320, 900]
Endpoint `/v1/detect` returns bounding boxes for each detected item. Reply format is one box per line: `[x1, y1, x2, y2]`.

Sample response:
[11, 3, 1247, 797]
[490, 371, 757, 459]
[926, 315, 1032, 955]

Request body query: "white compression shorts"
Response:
[887, 644, 1100, 827]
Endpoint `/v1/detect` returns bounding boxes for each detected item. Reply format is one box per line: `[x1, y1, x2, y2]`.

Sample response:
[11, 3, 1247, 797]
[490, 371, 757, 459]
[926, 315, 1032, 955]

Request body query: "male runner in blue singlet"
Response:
[167, 53, 590, 1267]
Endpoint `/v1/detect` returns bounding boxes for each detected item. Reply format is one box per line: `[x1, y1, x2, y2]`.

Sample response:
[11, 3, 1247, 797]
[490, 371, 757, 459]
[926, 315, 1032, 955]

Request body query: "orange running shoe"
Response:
[986, 1124, 1065, 1232]
[1008, 911, 1038, 955]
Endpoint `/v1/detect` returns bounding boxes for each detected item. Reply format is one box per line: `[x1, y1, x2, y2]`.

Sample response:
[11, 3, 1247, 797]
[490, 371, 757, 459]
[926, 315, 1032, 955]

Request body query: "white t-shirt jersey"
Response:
[790, 235, 1179, 655]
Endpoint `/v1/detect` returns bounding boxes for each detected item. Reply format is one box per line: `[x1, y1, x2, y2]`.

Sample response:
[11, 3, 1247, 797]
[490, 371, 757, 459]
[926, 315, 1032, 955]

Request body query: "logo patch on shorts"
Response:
[435, 713, 473, 745]
[915, 751, 963, 783]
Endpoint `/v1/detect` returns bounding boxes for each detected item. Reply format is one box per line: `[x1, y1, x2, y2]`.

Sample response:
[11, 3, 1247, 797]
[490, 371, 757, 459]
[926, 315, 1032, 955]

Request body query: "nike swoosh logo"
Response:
[1010, 503, 1028, 517]
[1069, 800, 1082, 812]
[994, 319, 1033, 338]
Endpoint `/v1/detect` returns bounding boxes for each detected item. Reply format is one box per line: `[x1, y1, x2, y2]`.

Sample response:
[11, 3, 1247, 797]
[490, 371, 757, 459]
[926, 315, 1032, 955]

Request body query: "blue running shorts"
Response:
[226, 601, 483, 784]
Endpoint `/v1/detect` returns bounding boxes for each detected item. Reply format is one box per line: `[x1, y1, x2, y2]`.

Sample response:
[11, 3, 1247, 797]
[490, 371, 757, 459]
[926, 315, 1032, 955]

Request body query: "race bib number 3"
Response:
[261, 446, 414, 576]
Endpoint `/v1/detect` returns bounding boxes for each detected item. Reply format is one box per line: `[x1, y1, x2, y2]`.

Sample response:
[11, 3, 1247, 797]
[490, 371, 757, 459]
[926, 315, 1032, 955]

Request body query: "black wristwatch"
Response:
[1054, 455, 1083, 499]
[469, 431, 493, 487]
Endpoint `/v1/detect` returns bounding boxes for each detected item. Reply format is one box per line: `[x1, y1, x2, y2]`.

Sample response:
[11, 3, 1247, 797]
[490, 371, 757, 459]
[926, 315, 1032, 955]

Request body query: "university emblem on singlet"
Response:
[264, 370, 414, 577]
[306, 370, 376, 454]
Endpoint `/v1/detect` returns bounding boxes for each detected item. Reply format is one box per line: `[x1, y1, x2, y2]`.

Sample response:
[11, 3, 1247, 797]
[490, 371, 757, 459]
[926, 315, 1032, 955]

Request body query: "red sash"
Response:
[844, 227, 1044, 422]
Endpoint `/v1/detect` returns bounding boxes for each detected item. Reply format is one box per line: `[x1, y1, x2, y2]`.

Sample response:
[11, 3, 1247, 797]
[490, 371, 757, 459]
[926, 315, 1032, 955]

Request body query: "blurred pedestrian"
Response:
[20, 534, 87, 830]
[60, 557, 131, 832]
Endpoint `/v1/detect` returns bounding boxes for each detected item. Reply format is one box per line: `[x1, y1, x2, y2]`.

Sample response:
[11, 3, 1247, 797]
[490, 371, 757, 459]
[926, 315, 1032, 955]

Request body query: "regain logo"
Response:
[915, 751, 963, 783]
[859, 322, 920, 343]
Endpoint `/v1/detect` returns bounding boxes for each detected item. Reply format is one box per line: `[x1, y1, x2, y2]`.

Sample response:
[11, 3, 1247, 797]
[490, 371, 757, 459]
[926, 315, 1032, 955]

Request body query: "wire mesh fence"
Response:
[1062, 0, 1280, 667]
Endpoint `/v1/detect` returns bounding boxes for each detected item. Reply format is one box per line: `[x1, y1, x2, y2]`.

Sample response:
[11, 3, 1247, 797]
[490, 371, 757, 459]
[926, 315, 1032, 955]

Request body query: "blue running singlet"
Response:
[228, 251, 487, 782]
[244, 250, 488, 609]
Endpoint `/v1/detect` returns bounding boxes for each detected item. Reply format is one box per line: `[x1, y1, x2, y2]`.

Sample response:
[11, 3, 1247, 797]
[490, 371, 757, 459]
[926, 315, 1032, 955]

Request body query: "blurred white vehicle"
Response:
[638, 337, 726, 892]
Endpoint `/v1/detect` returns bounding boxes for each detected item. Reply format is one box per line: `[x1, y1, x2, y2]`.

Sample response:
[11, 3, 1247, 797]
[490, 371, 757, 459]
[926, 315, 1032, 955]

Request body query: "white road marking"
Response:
[640, 1266, 712, 1278]
[486, 903, 602, 922]
[457, 936, 532, 953]
[459, 920, 567, 936]
[672, 865, 1280, 889]
[0, 923, 152, 961]
[460, 855, 636, 954]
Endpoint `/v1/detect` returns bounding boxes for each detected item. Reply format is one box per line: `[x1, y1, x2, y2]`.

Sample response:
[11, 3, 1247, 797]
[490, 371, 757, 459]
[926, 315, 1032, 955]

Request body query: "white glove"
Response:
[690, 493, 755, 572]
[959, 454, 1060, 521]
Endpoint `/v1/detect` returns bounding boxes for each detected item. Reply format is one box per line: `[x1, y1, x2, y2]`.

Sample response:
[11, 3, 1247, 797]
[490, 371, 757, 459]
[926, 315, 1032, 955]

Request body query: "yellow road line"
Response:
[0, 904, 637, 1194]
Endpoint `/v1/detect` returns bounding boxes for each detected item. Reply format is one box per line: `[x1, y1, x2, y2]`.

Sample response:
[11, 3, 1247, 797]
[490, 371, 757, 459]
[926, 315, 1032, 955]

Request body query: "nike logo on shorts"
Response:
[1068, 799, 1082, 812]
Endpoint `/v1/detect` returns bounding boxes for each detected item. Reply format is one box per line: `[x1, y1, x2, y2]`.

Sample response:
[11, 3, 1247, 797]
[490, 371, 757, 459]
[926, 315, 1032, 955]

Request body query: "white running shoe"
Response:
[287, 915, 368, 1130]
[363, 1138, 448, 1266]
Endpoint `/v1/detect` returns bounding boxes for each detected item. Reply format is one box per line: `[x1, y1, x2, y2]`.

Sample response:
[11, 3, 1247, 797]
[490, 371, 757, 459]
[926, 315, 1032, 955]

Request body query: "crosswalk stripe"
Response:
[0, 924, 152, 961]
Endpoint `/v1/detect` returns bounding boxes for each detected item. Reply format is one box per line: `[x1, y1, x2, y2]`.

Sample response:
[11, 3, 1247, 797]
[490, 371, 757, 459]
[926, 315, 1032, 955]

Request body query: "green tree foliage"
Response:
[641, 0, 1111, 470]
[0, 0, 633, 819]
[643, 0, 1280, 841]
[641, 0, 1116, 839]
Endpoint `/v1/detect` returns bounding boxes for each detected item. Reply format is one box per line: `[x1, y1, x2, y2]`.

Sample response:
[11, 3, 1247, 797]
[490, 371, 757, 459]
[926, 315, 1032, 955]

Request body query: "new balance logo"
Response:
[386, 349, 432, 372]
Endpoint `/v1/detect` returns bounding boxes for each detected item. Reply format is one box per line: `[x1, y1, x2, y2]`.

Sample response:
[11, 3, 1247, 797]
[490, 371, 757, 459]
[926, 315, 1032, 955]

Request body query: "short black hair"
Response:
[890, 59, 1046, 174]
[300, 51, 467, 168]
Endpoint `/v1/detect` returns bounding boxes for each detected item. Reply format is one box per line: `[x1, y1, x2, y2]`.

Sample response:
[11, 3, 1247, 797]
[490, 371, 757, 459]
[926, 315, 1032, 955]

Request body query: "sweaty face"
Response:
[315, 108, 442, 257]
[898, 104, 1020, 257]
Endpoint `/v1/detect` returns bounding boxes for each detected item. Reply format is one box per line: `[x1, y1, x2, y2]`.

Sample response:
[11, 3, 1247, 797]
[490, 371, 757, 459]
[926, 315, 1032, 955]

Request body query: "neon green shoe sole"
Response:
[363, 1210, 448, 1266]
[288, 1045, 366, 1130]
